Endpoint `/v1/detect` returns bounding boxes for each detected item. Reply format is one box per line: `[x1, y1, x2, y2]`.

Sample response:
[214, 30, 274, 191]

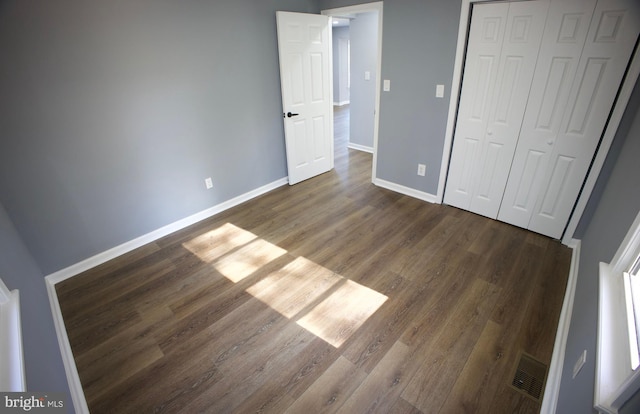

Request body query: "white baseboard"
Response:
[333, 100, 350, 106]
[347, 143, 374, 154]
[44, 177, 288, 414]
[45, 278, 89, 414]
[46, 177, 288, 285]
[373, 178, 439, 204]
[541, 238, 581, 414]
[0, 279, 25, 392]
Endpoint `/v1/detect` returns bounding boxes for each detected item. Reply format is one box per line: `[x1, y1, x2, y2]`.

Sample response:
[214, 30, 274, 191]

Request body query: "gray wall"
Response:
[0, 202, 71, 401]
[332, 26, 350, 105]
[556, 77, 640, 413]
[376, 0, 460, 192]
[0, 0, 316, 410]
[622, 387, 640, 414]
[0, 0, 318, 275]
[4, 0, 637, 410]
[573, 77, 640, 240]
[349, 12, 378, 149]
[325, 3, 640, 411]
[320, 0, 461, 193]
[1, 0, 463, 274]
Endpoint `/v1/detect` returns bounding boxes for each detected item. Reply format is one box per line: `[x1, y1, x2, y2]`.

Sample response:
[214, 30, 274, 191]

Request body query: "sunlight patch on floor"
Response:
[211, 238, 287, 283]
[183, 223, 388, 347]
[296, 279, 387, 347]
[247, 257, 342, 318]
[183, 223, 257, 263]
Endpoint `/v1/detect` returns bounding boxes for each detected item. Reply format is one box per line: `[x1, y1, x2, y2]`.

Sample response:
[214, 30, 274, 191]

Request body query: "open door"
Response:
[276, 11, 334, 185]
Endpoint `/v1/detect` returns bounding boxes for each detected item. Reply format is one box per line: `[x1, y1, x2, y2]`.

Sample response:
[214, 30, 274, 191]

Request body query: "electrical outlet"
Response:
[573, 350, 587, 378]
[205, 177, 213, 189]
[417, 164, 426, 176]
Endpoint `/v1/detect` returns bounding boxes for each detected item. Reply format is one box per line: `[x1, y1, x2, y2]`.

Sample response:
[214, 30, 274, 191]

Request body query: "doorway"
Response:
[322, 2, 383, 182]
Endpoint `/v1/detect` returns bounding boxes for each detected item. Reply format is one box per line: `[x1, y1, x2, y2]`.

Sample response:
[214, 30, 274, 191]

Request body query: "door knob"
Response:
[547, 139, 554, 145]
[286, 112, 299, 118]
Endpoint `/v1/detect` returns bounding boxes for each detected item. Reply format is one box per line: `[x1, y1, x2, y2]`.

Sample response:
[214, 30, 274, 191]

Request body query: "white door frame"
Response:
[437, 0, 640, 244]
[321, 1, 383, 183]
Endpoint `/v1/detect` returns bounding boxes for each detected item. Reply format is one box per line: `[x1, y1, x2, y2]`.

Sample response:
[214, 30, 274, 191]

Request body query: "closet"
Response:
[444, 0, 640, 239]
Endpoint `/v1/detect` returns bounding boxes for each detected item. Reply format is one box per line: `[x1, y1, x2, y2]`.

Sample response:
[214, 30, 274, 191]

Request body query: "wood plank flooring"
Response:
[56, 105, 571, 413]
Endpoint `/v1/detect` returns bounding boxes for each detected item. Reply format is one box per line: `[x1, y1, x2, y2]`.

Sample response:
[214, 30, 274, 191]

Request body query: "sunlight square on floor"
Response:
[183, 222, 388, 348]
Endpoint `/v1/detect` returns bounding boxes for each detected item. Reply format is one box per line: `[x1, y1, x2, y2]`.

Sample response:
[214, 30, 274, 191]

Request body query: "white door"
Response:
[276, 11, 334, 185]
[503, 0, 640, 238]
[443, 3, 508, 214]
[498, 0, 598, 229]
[444, 1, 549, 219]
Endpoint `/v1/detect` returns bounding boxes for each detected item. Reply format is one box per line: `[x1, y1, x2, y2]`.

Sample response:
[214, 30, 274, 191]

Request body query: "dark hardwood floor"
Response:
[56, 105, 571, 413]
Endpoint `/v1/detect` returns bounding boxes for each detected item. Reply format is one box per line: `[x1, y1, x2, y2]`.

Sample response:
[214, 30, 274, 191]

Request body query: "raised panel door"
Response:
[277, 12, 334, 185]
[445, 1, 548, 219]
[498, 0, 598, 229]
[468, 0, 550, 218]
[527, 0, 640, 238]
[444, 3, 509, 212]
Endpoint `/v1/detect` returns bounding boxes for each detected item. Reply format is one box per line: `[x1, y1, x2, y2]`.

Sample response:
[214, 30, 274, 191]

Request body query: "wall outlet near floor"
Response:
[417, 164, 426, 176]
[205, 177, 213, 189]
[573, 350, 587, 378]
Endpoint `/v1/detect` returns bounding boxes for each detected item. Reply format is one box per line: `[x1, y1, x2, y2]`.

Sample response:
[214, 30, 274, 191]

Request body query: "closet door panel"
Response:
[528, 0, 640, 238]
[498, 0, 598, 228]
[444, 3, 508, 212]
[445, 1, 548, 219]
[468, 0, 550, 218]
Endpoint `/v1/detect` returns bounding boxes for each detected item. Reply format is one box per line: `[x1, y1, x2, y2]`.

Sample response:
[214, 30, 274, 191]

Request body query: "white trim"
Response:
[46, 178, 288, 284]
[347, 143, 374, 153]
[610, 211, 640, 275]
[43, 177, 287, 413]
[437, 0, 640, 245]
[0, 277, 10, 303]
[373, 178, 438, 203]
[595, 210, 640, 413]
[563, 45, 640, 245]
[45, 278, 89, 414]
[437, 0, 492, 203]
[333, 100, 350, 106]
[623, 271, 640, 370]
[328, 16, 335, 173]
[322, 2, 383, 185]
[596, 263, 633, 413]
[541, 238, 581, 414]
[0, 278, 26, 392]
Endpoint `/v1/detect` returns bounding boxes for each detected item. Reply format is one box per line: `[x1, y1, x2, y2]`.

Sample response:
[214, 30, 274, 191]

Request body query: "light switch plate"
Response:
[365, 71, 371, 81]
[383, 79, 390, 92]
[436, 84, 445, 98]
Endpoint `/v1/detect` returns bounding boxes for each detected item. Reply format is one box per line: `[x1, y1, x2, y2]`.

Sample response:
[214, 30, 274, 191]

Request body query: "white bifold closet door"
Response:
[497, 0, 598, 233]
[499, 0, 640, 238]
[445, 0, 640, 239]
[444, 1, 549, 219]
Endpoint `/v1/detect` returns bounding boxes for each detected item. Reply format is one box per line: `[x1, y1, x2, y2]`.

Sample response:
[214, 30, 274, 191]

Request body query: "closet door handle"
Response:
[286, 112, 299, 118]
